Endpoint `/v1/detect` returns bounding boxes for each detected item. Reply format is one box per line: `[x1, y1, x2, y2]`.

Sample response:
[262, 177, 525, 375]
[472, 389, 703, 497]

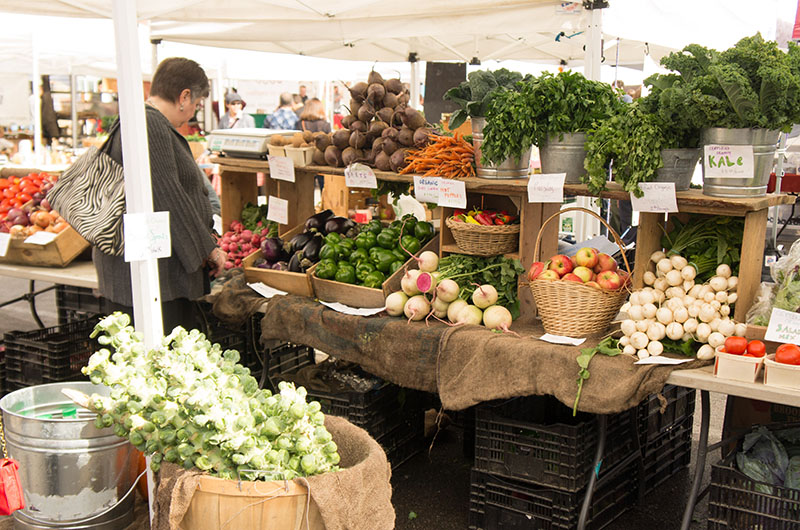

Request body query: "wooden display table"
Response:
[564, 183, 795, 321]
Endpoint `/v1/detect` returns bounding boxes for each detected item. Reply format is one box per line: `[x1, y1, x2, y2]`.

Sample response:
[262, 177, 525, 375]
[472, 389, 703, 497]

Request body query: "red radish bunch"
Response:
[217, 220, 272, 269]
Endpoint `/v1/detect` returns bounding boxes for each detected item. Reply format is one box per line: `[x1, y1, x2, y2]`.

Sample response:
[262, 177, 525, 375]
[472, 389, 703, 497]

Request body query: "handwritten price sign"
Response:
[413, 176, 440, 203]
[765, 308, 800, 344]
[268, 155, 296, 182]
[528, 173, 566, 203]
[703, 145, 754, 178]
[630, 182, 678, 213]
[345, 163, 378, 189]
[124, 211, 172, 262]
[437, 179, 467, 209]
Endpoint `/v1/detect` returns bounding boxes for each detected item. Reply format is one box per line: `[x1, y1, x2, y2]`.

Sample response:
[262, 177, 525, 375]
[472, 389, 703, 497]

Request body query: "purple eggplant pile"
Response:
[252, 209, 359, 273]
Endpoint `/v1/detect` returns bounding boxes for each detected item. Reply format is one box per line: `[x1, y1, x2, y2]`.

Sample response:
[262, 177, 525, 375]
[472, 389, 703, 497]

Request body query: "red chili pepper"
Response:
[475, 213, 493, 226]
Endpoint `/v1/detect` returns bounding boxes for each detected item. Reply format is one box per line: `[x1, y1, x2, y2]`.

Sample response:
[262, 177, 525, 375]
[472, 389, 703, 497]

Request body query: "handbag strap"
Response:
[0, 413, 6, 459]
[99, 118, 122, 155]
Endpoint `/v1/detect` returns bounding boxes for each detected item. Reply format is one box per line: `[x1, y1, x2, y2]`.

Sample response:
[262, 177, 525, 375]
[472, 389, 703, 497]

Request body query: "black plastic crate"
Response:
[474, 395, 638, 492]
[708, 454, 800, 529]
[55, 286, 106, 324]
[196, 303, 250, 365]
[4, 318, 97, 391]
[265, 343, 314, 376]
[469, 465, 636, 530]
[378, 414, 426, 470]
[637, 384, 695, 444]
[641, 414, 693, 494]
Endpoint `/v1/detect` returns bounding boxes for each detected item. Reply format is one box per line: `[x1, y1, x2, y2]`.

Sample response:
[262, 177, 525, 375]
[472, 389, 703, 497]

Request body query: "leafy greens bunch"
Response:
[481, 71, 622, 167]
[437, 254, 525, 319]
[82, 312, 340, 481]
[443, 68, 529, 130]
[656, 34, 800, 131]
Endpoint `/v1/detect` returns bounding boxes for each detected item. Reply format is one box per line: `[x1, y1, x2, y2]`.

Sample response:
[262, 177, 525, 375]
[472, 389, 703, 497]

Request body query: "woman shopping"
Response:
[298, 98, 331, 133]
[95, 57, 227, 332]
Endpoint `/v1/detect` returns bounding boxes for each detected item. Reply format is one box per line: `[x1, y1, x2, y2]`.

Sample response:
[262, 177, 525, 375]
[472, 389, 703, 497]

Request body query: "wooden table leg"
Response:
[633, 213, 664, 289]
[735, 208, 768, 322]
[220, 170, 258, 231]
[277, 170, 317, 232]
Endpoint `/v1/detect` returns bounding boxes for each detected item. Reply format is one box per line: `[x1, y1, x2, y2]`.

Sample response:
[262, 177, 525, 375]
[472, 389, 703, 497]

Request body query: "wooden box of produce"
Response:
[311, 218, 439, 308]
[0, 226, 88, 267]
[242, 224, 313, 297]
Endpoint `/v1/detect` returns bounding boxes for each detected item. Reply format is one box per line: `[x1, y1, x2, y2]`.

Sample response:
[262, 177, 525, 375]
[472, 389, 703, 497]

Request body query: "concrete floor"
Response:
[0, 275, 726, 529]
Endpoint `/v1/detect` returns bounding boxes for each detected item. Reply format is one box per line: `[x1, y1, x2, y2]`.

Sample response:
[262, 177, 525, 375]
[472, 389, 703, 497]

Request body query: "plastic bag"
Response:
[746, 238, 800, 325]
[785, 456, 800, 491]
[746, 282, 778, 325]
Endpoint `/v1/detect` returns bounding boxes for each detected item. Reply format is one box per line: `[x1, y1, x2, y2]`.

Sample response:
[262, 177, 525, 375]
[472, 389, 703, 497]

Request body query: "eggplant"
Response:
[285, 231, 314, 254]
[324, 216, 352, 235]
[302, 233, 325, 262]
[304, 209, 336, 232]
[272, 261, 289, 271]
[261, 237, 284, 263]
[254, 258, 268, 268]
[288, 251, 303, 272]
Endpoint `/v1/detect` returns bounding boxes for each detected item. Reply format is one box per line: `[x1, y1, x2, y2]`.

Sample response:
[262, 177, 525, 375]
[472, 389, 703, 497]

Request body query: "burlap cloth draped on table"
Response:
[259, 295, 708, 415]
[152, 415, 394, 530]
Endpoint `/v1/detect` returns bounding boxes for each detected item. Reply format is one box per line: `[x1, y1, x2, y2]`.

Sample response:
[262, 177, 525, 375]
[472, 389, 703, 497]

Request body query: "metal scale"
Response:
[206, 128, 295, 159]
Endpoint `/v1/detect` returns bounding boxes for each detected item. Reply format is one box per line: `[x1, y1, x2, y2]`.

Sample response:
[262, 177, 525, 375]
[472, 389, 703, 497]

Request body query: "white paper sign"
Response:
[212, 214, 223, 235]
[528, 173, 566, 203]
[319, 301, 386, 316]
[635, 356, 694, 365]
[438, 179, 468, 209]
[123, 211, 171, 262]
[765, 308, 800, 344]
[630, 182, 678, 213]
[23, 231, 57, 245]
[0, 233, 10, 257]
[345, 163, 378, 189]
[266, 196, 289, 225]
[248, 282, 288, 299]
[703, 144, 754, 178]
[539, 333, 586, 346]
[268, 155, 296, 182]
[413, 176, 440, 203]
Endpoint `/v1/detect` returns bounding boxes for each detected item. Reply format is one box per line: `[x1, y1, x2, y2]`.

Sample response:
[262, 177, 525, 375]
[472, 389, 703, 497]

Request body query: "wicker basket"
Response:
[529, 207, 631, 337]
[445, 216, 520, 256]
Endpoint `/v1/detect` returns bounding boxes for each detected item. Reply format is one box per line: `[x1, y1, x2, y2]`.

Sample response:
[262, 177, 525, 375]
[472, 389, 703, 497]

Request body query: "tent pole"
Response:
[112, 1, 164, 520]
[32, 32, 42, 164]
[70, 72, 78, 150]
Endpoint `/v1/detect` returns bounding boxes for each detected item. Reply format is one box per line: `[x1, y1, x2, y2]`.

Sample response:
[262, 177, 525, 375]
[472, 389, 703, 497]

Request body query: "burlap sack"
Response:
[151, 415, 393, 530]
[203, 269, 266, 327]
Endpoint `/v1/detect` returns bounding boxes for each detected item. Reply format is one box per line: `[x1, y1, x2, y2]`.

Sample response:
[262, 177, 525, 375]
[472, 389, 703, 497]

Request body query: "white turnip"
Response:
[385, 291, 408, 317]
[431, 296, 450, 318]
[447, 299, 468, 323]
[647, 341, 664, 356]
[404, 295, 430, 321]
[483, 305, 513, 332]
[401, 269, 422, 296]
[697, 344, 715, 360]
[472, 284, 498, 309]
[435, 279, 460, 303]
[457, 305, 483, 325]
[416, 272, 438, 294]
[417, 251, 439, 272]
[716, 264, 732, 279]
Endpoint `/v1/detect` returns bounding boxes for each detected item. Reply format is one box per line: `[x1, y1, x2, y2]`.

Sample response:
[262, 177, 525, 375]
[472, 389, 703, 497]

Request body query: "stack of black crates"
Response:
[469, 385, 696, 530]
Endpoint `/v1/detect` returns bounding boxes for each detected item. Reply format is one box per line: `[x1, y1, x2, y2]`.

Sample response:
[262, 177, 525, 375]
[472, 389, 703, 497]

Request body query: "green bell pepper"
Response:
[372, 249, 396, 273]
[365, 219, 383, 235]
[376, 229, 398, 250]
[355, 231, 377, 250]
[391, 248, 407, 263]
[338, 238, 356, 252]
[400, 235, 421, 255]
[363, 270, 386, 289]
[355, 262, 377, 282]
[414, 221, 434, 242]
[337, 261, 355, 271]
[315, 262, 337, 280]
[335, 266, 356, 284]
[325, 232, 342, 245]
[318, 243, 340, 262]
[388, 220, 403, 234]
[400, 214, 417, 237]
[389, 261, 404, 275]
[349, 248, 369, 264]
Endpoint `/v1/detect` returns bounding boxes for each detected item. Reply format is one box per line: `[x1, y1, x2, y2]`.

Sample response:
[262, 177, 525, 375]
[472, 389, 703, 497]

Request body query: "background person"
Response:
[299, 98, 331, 134]
[219, 92, 255, 129]
[95, 57, 226, 332]
[268, 92, 300, 130]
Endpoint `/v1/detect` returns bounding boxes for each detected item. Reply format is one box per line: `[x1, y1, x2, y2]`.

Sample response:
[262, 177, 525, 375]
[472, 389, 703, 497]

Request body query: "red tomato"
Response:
[0, 179, 8, 190]
[8, 185, 19, 194]
[775, 343, 800, 365]
[3, 189, 13, 199]
[746, 340, 766, 358]
[17, 193, 32, 204]
[724, 336, 748, 355]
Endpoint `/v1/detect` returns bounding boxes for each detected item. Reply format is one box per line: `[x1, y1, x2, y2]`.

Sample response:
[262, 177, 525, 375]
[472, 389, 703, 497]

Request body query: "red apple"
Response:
[562, 273, 584, 283]
[585, 281, 602, 290]
[548, 255, 574, 276]
[593, 253, 618, 274]
[596, 270, 623, 290]
[575, 247, 599, 268]
[617, 270, 631, 287]
[572, 266, 594, 283]
[537, 270, 560, 281]
[570, 255, 579, 268]
[528, 261, 546, 281]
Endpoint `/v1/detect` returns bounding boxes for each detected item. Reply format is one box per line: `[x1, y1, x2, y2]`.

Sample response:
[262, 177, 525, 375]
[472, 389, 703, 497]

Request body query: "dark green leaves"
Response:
[573, 336, 620, 415]
[437, 254, 525, 319]
[443, 68, 526, 129]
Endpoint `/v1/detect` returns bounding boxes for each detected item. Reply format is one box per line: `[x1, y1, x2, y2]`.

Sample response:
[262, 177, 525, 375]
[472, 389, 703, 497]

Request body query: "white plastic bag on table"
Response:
[747, 238, 800, 325]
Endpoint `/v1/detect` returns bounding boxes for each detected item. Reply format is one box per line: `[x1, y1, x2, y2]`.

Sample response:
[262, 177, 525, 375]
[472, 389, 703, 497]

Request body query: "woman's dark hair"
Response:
[150, 57, 210, 103]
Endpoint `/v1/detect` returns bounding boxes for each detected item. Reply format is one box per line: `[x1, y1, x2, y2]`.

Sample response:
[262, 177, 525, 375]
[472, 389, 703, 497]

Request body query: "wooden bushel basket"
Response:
[529, 207, 631, 337]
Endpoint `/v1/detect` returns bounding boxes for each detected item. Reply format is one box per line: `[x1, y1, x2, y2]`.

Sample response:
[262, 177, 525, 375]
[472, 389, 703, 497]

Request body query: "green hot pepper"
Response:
[363, 270, 386, 289]
[376, 229, 397, 250]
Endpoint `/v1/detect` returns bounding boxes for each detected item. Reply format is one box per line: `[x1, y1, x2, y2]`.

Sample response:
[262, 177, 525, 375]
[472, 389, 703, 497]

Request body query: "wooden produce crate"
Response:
[242, 224, 313, 297]
[311, 235, 439, 308]
[0, 226, 89, 267]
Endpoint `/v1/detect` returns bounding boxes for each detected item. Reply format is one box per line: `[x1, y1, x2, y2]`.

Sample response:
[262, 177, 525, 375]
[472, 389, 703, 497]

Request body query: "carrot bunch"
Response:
[399, 133, 476, 178]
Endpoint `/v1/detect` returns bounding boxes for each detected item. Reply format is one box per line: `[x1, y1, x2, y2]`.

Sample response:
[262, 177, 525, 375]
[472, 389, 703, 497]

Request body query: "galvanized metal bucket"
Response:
[701, 128, 780, 197]
[655, 148, 701, 191]
[0, 382, 137, 530]
[539, 132, 587, 184]
[472, 117, 531, 179]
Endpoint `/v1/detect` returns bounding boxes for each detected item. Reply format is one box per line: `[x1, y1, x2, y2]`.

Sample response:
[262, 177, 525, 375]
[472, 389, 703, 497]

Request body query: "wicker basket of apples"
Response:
[528, 207, 631, 337]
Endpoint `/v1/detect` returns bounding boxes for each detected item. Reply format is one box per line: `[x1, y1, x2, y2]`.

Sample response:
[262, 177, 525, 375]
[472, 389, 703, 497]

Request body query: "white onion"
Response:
[643, 271, 657, 286]
[734, 323, 747, 337]
[630, 331, 649, 350]
[683, 318, 699, 334]
[621, 319, 637, 336]
[716, 263, 732, 279]
[647, 340, 664, 356]
[657, 258, 674, 274]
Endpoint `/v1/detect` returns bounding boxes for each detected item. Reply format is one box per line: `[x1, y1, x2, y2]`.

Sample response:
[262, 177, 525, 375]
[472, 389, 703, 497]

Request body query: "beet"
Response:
[382, 138, 398, 155]
[398, 92, 410, 106]
[375, 151, 391, 171]
[369, 121, 388, 138]
[372, 137, 385, 152]
[312, 148, 326, 165]
[382, 92, 398, 109]
[381, 127, 398, 140]
[342, 147, 358, 166]
[349, 130, 367, 149]
[348, 82, 368, 102]
[403, 107, 426, 129]
[349, 98, 362, 116]
[368, 70, 385, 86]
[350, 120, 367, 133]
[384, 78, 403, 95]
[390, 149, 408, 172]
[413, 127, 432, 147]
[324, 145, 343, 167]
[357, 104, 375, 123]
[341, 114, 356, 129]
[376, 107, 394, 124]
[366, 147, 377, 166]
[391, 108, 404, 127]
[332, 129, 351, 150]
[397, 126, 415, 147]
[314, 133, 331, 152]
[367, 83, 386, 106]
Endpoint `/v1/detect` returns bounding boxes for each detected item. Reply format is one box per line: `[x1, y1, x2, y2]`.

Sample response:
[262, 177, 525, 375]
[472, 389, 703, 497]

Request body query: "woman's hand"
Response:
[207, 247, 227, 277]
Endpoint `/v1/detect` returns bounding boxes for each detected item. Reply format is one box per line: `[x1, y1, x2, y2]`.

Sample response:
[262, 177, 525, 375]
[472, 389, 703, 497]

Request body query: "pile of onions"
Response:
[619, 252, 745, 360]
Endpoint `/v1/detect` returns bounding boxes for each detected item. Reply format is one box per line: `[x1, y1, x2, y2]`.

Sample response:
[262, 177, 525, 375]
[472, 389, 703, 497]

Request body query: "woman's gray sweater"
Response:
[93, 106, 217, 305]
